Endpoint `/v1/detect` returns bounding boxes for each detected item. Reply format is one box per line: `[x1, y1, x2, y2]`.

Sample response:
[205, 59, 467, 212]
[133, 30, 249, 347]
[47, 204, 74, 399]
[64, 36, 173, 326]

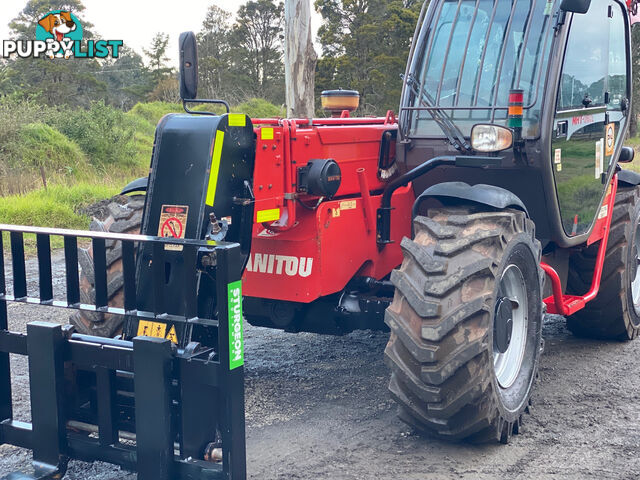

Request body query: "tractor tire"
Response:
[70, 194, 145, 338]
[384, 205, 543, 443]
[566, 185, 640, 340]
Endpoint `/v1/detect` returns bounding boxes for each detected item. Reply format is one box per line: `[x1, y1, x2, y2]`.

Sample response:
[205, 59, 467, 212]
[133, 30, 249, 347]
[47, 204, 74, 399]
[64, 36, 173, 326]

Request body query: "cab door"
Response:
[551, 0, 628, 237]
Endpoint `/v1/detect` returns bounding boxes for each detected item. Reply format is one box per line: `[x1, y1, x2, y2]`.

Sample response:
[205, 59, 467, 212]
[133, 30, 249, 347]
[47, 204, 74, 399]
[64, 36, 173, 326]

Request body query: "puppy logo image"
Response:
[2, 12, 121, 60]
[35, 10, 83, 59]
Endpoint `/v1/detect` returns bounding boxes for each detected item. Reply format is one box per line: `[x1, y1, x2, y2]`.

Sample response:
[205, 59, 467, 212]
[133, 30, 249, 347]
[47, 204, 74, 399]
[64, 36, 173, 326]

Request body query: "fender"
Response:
[413, 181, 529, 219]
[121, 176, 148, 195]
[617, 169, 640, 188]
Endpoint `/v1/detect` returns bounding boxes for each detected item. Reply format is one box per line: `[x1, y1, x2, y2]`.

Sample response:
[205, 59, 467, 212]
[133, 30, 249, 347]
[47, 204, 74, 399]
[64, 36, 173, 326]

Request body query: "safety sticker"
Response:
[332, 208, 341, 218]
[261, 128, 274, 141]
[554, 148, 562, 164]
[158, 205, 189, 251]
[605, 123, 615, 156]
[228, 280, 243, 370]
[595, 139, 604, 179]
[340, 200, 357, 211]
[137, 320, 167, 339]
[228, 114, 246, 127]
[598, 204, 609, 220]
[165, 325, 179, 344]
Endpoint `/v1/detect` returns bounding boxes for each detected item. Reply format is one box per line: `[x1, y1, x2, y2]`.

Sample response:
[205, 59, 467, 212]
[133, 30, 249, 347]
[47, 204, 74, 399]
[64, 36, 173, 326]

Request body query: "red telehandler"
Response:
[1, 0, 639, 477]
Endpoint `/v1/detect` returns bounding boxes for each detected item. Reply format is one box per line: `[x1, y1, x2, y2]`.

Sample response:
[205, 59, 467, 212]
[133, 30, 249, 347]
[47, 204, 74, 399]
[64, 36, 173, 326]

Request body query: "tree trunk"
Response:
[284, 0, 317, 118]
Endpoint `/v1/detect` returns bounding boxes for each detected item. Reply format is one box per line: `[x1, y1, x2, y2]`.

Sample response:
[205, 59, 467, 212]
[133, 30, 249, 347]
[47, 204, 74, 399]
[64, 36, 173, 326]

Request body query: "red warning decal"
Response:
[157, 205, 189, 251]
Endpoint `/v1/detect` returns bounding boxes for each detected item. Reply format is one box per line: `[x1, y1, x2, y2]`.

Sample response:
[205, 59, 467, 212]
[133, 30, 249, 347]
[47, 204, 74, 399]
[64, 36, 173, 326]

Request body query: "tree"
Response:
[284, 0, 317, 117]
[314, 0, 421, 114]
[143, 32, 172, 87]
[101, 46, 154, 109]
[198, 5, 233, 100]
[231, 0, 285, 100]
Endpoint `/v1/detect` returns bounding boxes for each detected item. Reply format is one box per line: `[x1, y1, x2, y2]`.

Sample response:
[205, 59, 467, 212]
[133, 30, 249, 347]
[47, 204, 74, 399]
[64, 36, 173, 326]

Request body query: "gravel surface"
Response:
[1, 254, 640, 479]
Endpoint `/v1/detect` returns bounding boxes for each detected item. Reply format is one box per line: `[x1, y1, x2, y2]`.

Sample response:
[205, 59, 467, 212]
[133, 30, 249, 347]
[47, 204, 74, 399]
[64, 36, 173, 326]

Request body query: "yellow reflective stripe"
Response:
[228, 114, 246, 127]
[206, 131, 225, 207]
[261, 127, 274, 140]
[256, 208, 281, 223]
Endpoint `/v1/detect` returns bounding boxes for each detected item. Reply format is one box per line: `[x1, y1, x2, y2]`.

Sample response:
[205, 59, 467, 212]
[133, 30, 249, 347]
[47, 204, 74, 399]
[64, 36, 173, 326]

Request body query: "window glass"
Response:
[608, 4, 627, 110]
[406, 0, 554, 137]
[557, 6, 609, 110]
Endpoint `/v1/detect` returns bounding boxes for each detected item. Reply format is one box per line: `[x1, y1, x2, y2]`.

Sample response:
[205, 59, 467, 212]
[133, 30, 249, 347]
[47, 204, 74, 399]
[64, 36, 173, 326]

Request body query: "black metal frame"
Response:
[0, 224, 246, 480]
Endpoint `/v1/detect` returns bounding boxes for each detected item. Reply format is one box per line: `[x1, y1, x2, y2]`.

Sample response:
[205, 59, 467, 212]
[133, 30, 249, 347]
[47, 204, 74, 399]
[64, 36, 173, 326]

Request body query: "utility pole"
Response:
[284, 0, 318, 118]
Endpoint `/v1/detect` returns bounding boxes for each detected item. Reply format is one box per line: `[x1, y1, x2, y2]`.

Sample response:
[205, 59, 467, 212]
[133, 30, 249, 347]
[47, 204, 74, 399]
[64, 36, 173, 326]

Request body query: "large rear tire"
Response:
[70, 194, 144, 337]
[566, 185, 640, 340]
[384, 205, 543, 443]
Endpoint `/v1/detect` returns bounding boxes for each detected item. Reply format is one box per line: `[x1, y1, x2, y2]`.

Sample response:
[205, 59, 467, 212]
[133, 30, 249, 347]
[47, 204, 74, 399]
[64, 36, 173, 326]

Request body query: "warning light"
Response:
[508, 89, 524, 140]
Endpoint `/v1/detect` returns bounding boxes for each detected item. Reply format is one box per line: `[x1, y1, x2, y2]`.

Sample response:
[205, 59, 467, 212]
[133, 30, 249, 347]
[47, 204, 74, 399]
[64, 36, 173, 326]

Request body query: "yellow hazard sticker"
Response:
[137, 321, 167, 339]
[206, 131, 225, 207]
[256, 208, 281, 223]
[228, 114, 246, 127]
[261, 128, 274, 141]
[165, 325, 179, 344]
[332, 208, 341, 218]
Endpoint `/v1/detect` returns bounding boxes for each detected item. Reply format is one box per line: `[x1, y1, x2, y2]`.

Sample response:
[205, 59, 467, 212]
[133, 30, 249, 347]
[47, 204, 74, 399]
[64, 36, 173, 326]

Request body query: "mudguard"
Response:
[617, 169, 640, 187]
[413, 181, 529, 218]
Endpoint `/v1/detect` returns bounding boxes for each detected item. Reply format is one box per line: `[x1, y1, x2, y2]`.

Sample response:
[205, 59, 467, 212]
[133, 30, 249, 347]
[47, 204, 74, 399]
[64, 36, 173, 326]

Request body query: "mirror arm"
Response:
[183, 99, 231, 115]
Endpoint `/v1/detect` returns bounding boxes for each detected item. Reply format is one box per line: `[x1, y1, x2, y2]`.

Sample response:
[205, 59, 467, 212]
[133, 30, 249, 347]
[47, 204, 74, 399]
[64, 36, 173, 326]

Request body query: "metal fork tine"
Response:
[37, 234, 53, 303]
[10, 233, 26, 299]
[93, 238, 108, 309]
[122, 240, 137, 313]
[64, 236, 80, 306]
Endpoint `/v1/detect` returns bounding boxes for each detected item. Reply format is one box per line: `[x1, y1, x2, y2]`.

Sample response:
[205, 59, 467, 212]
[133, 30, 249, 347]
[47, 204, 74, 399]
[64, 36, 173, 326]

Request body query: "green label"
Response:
[228, 280, 243, 370]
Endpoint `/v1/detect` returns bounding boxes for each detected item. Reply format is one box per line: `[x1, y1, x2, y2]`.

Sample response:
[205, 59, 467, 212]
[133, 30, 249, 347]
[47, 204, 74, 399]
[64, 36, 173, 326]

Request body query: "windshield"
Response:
[402, 0, 555, 138]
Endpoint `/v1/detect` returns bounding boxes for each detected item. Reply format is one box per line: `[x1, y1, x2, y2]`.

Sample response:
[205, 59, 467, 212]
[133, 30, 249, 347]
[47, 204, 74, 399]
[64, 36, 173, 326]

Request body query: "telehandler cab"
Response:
[1, 0, 640, 477]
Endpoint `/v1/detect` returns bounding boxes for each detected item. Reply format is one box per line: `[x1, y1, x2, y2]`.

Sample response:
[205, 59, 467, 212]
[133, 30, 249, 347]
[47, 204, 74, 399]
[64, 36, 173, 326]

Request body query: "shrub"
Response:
[17, 123, 87, 176]
[234, 98, 282, 118]
[47, 101, 139, 170]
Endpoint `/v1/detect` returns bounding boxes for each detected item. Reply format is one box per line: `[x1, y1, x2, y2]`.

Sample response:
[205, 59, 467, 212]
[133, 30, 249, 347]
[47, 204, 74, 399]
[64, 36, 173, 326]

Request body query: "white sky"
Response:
[0, 0, 322, 66]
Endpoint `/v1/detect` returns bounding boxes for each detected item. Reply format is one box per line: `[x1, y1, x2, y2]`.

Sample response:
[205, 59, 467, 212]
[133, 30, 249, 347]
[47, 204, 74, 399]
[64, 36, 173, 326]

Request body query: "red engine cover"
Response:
[243, 117, 414, 303]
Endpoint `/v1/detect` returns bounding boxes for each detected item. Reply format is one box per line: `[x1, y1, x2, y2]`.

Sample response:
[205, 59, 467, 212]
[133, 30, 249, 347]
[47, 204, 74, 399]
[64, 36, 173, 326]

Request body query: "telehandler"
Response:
[1, 0, 639, 477]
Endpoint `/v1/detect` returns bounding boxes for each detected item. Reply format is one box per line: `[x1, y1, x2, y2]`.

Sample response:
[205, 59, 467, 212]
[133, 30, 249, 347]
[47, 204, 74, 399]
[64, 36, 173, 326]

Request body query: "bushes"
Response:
[18, 123, 87, 176]
[235, 98, 283, 118]
[47, 102, 140, 170]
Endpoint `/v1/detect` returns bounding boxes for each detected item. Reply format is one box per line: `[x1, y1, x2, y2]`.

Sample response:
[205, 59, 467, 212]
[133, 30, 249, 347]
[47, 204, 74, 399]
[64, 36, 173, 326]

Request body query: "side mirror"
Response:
[560, 0, 591, 13]
[179, 31, 198, 100]
[619, 146, 635, 163]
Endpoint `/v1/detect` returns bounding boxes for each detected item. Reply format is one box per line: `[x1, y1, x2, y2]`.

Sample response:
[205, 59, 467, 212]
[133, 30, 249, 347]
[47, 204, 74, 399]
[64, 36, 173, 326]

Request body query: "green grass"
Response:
[0, 183, 120, 252]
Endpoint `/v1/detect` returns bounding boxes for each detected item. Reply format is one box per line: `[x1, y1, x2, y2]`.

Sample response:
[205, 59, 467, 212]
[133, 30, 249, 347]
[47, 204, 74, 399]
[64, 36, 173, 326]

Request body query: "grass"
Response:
[0, 183, 120, 252]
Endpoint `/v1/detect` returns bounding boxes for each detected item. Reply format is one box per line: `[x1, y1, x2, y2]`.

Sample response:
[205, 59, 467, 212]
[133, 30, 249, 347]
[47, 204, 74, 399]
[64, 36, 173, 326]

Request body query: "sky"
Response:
[0, 0, 322, 66]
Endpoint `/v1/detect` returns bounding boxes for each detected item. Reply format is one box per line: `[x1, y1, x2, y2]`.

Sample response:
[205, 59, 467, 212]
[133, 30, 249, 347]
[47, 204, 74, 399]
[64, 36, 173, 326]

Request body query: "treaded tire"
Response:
[70, 194, 144, 337]
[566, 185, 640, 340]
[384, 205, 543, 443]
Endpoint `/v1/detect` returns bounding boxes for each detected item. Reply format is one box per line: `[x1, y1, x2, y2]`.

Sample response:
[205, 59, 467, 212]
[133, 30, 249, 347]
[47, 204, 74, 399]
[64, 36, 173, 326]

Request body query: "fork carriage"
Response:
[0, 225, 245, 480]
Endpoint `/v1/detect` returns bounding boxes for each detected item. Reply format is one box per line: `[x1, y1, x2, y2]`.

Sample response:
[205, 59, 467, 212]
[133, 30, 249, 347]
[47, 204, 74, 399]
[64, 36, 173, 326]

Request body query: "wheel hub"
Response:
[494, 298, 514, 354]
[493, 265, 528, 389]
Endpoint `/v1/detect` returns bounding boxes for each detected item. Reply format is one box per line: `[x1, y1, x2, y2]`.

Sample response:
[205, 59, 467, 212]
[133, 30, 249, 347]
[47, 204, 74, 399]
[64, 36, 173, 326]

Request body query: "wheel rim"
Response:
[632, 223, 640, 316]
[493, 264, 528, 389]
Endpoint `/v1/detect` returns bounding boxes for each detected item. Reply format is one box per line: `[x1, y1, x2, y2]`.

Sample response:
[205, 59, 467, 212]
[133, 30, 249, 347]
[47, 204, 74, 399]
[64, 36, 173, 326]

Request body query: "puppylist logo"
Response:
[2, 10, 122, 60]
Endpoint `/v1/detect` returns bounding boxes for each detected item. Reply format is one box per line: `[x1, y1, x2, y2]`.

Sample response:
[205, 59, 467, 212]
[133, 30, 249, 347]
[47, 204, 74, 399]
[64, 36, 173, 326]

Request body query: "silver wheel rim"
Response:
[493, 264, 528, 389]
[632, 223, 640, 315]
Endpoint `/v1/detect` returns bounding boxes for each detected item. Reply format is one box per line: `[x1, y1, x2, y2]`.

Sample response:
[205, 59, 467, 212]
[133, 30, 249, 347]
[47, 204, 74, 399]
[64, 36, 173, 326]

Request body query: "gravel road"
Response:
[1, 253, 639, 479]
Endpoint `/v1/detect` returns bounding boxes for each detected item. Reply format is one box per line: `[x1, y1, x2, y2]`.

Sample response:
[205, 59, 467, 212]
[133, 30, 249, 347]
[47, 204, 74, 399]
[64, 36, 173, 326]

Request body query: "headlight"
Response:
[471, 124, 514, 153]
